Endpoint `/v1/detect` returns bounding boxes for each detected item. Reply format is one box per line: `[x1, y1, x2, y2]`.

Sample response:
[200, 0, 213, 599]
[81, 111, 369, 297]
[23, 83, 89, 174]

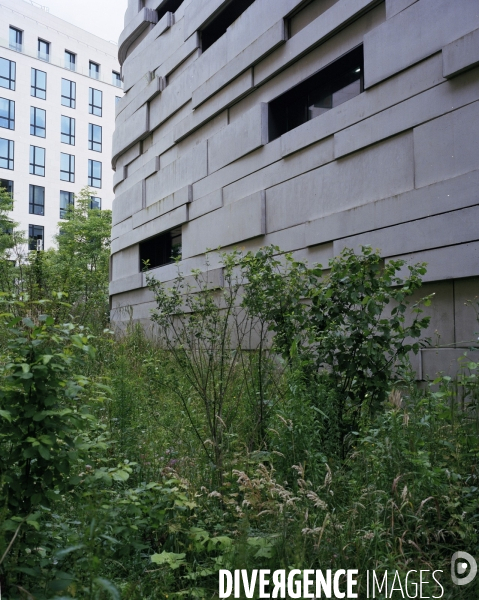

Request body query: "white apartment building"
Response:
[0, 0, 122, 250]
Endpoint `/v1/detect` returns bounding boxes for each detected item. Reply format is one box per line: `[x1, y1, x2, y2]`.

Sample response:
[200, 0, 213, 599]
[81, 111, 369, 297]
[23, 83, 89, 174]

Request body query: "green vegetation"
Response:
[0, 186, 477, 598]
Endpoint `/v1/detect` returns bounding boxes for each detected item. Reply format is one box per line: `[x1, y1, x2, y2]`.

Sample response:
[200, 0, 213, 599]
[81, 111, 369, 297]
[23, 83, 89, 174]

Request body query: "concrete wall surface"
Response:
[111, 0, 479, 379]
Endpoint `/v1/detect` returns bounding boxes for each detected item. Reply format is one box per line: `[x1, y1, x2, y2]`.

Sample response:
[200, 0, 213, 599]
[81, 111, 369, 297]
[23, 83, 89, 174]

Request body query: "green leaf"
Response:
[94, 577, 120, 600]
[151, 551, 186, 570]
[55, 544, 85, 559]
[0, 409, 12, 422]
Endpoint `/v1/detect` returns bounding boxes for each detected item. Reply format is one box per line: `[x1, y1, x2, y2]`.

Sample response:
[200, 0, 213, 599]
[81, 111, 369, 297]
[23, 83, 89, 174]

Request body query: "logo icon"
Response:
[451, 551, 477, 586]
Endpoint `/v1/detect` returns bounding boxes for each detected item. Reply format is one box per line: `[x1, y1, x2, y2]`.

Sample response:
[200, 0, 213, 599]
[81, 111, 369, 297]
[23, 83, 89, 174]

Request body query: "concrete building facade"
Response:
[0, 0, 122, 250]
[111, 0, 479, 378]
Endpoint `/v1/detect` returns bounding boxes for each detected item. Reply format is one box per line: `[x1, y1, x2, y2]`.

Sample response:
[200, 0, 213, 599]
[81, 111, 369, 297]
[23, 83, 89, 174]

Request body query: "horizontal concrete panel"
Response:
[112, 246, 139, 280]
[112, 204, 189, 254]
[116, 76, 164, 130]
[306, 170, 479, 247]
[111, 287, 154, 309]
[334, 205, 479, 258]
[133, 185, 192, 229]
[414, 101, 479, 189]
[364, 0, 479, 87]
[183, 191, 266, 258]
[112, 217, 133, 241]
[255, 0, 384, 87]
[208, 104, 268, 174]
[189, 188, 223, 221]
[385, 0, 418, 20]
[443, 27, 479, 78]
[112, 104, 149, 168]
[454, 277, 479, 347]
[267, 132, 414, 233]
[192, 20, 286, 109]
[110, 273, 143, 296]
[174, 69, 254, 142]
[113, 166, 126, 191]
[281, 52, 444, 157]
[334, 67, 479, 158]
[118, 7, 158, 65]
[112, 180, 143, 226]
[145, 142, 207, 206]
[421, 348, 476, 380]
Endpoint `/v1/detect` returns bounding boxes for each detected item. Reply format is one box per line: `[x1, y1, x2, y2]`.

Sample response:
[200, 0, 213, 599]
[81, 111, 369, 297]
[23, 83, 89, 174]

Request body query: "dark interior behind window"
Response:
[140, 227, 182, 271]
[201, 0, 256, 53]
[157, 0, 185, 21]
[268, 46, 363, 141]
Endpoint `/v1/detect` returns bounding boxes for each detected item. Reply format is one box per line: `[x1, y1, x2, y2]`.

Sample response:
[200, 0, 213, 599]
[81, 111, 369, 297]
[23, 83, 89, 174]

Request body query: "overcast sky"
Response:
[38, 0, 128, 43]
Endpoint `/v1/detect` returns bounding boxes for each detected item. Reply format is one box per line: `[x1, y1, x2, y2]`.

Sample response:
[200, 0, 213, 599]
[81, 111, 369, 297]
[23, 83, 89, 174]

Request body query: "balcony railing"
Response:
[9, 42, 23, 53]
[38, 50, 50, 62]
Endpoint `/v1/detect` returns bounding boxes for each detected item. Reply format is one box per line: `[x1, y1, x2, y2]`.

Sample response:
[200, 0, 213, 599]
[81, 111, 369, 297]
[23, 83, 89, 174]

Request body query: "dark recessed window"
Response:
[157, 0, 185, 21]
[0, 58, 16, 90]
[60, 190, 74, 219]
[31, 68, 47, 99]
[268, 46, 364, 141]
[0, 138, 14, 170]
[89, 61, 100, 79]
[29, 184, 45, 216]
[30, 107, 46, 138]
[0, 98, 14, 130]
[0, 179, 13, 209]
[88, 159, 102, 188]
[201, 0, 256, 53]
[61, 115, 75, 145]
[90, 196, 101, 210]
[29, 146, 45, 177]
[88, 123, 102, 152]
[140, 227, 182, 271]
[38, 39, 50, 62]
[89, 88, 102, 117]
[60, 153, 75, 183]
[65, 50, 76, 71]
[61, 79, 76, 109]
[29, 224, 44, 251]
[9, 27, 23, 52]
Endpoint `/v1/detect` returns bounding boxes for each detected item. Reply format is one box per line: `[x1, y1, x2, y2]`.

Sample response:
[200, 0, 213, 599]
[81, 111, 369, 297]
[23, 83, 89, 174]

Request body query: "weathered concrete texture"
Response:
[118, 8, 158, 65]
[364, 0, 479, 88]
[182, 191, 266, 258]
[112, 0, 479, 376]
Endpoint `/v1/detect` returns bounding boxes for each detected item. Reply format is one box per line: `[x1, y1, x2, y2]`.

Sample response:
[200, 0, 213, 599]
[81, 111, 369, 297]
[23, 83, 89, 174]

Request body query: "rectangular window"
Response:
[89, 61, 100, 79]
[88, 123, 102, 152]
[90, 196, 101, 210]
[0, 98, 14, 130]
[0, 58, 16, 90]
[61, 115, 75, 145]
[9, 27, 23, 52]
[88, 159, 102, 188]
[89, 88, 102, 116]
[60, 153, 75, 183]
[29, 184, 45, 215]
[29, 224, 44, 251]
[30, 107, 46, 138]
[31, 68, 47, 99]
[29, 145, 45, 176]
[268, 46, 363, 141]
[0, 138, 14, 170]
[201, 0, 256, 53]
[112, 71, 121, 87]
[0, 178, 13, 210]
[139, 227, 182, 270]
[61, 79, 76, 109]
[60, 190, 74, 218]
[65, 50, 76, 71]
[38, 39, 50, 62]
[157, 0, 185, 20]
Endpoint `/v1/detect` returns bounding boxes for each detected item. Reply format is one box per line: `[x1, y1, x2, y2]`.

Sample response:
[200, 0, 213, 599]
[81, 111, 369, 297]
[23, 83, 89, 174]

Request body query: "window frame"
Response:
[38, 38, 50, 62]
[29, 145, 45, 177]
[90, 196, 101, 210]
[89, 88, 102, 116]
[61, 115, 75, 146]
[0, 138, 14, 170]
[61, 78, 76, 109]
[0, 178, 13, 209]
[0, 58, 16, 91]
[0, 97, 15, 130]
[89, 61, 100, 80]
[28, 224, 44, 251]
[65, 50, 76, 71]
[60, 190, 74, 219]
[31, 68, 47, 100]
[139, 227, 182, 271]
[30, 106, 46, 138]
[9, 27, 23, 52]
[29, 184, 45, 216]
[88, 159, 102, 188]
[60, 153, 75, 183]
[88, 123, 102, 152]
